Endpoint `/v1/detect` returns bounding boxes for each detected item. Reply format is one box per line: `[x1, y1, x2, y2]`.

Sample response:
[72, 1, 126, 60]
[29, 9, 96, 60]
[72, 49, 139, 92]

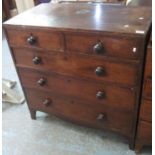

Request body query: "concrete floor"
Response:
[2, 33, 152, 155]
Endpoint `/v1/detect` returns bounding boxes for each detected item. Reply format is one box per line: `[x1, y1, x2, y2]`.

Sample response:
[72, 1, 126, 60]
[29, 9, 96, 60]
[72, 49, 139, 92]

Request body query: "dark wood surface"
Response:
[144, 78, 152, 100]
[6, 28, 64, 51]
[12, 48, 139, 86]
[128, 0, 152, 6]
[6, 27, 144, 60]
[17, 67, 136, 112]
[126, 1, 152, 152]
[135, 33, 152, 152]
[136, 121, 152, 143]
[4, 3, 151, 35]
[140, 99, 152, 122]
[2, 0, 11, 21]
[25, 88, 133, 136]
[2, 0, 17, 21]
[65, 33, 143, 59]
[135, 120, 152, 152]
[143, 47, 152, 83]
[3, 2, 152, 150]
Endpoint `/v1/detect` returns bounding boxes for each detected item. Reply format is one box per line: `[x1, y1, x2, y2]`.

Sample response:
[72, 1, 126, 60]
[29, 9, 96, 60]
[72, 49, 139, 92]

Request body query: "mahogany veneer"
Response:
[127, 0, 152, 152]
[135, 34, 152, 152]
[3, 3, 152, 149]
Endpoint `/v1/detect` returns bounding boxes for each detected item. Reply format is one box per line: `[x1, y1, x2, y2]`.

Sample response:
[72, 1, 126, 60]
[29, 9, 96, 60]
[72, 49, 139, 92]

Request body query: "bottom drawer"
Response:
[25, 88, 132, 136]
[137, 121, 152, 144]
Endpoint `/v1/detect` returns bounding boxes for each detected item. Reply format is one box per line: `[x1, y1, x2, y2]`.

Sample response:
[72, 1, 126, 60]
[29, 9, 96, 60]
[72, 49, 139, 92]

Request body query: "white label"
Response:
[135, 30, 145, 34]
[133, 47, 137, 53]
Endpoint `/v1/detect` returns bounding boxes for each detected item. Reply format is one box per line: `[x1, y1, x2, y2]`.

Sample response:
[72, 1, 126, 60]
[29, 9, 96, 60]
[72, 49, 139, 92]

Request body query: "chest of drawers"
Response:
[135, 33, 152, 152]
[126, 0, 152, 151]
[3, 3, 151, 149]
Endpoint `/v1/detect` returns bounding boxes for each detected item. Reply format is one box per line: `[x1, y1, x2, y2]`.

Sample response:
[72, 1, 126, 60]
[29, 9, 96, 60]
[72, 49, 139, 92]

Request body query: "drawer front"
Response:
[137, 121, 152, 144]
[144, 78, 152, 99]
[140, 99, 152, 122]
[144, 47, 152, 78]
[6, 28, 64, 51]
[25, 88, 132, 136]
[13, 48, 139, 85]
[18, 68, 136, 111]
[65, 34, 141, 59]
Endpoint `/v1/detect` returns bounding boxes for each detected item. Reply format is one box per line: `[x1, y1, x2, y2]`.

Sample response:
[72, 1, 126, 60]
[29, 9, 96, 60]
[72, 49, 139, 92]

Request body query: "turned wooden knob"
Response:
[96, 91, 105, 99]
[43, 99, 51, 106]
[93, 42, 104, 54]
[95, 67, 105, 76]
[27, 35, 36, 45]
[37, 78, 46, 86]
[32, 56, 41, 65]
[97, 113, 106, 121]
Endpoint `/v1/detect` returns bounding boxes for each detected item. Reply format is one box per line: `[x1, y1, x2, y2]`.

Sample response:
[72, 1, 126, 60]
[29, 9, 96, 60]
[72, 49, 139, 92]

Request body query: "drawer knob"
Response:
[43, 99, 51, 106]
[37, 78, 46, 86]
[33, 56, 41, 65]
[27, 35, 36, 45]
[96, 91, 105, 99]
[93, 42, 104, 54]
[97, 113, 106, 121]
[95, 67, 105, 76]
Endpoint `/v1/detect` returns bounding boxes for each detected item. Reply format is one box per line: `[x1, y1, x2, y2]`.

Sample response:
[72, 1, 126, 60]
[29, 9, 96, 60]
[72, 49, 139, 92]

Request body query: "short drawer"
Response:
[144, 78, 152, 99]
[25, 88, 133, 136]
[140, 99, 152, 122]
[6, 28, 64, 51]
[18, 68, 136, 111]
[65, 33, 142, 60]
[137, 121, 152, 144]
[13, 48, 139, 86]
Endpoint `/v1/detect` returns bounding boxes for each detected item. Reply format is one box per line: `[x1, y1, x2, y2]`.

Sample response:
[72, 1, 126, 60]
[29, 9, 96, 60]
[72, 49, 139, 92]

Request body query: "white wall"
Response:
[15, 0, 35, 13]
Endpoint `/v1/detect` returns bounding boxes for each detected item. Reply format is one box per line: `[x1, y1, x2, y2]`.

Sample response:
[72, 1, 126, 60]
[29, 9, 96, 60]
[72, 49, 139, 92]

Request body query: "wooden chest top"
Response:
[128, 0, 152, 6]
[4, 3, 151, 35]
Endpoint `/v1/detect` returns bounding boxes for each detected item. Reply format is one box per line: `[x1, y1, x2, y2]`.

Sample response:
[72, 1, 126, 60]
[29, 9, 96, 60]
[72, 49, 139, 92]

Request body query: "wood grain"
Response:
[140, 99, 152, 122]
[3, 3, 151, 35]
[6, 28, 64, 51]
[25, 88, 133, 136]
[65, 33, 142, 60]
[3, 2, 152, 150]
[12, 47, 139, 86]
[17, 67, 136, 112]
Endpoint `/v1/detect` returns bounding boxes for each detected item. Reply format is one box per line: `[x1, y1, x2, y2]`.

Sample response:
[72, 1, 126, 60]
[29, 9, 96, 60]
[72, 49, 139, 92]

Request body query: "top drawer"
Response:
[65, 33, 142, 60]
[6, 28, 64, 51]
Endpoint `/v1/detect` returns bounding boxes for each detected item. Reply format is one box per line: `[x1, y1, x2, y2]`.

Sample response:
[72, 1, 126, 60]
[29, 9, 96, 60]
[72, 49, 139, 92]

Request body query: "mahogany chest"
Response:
[3, 3, 151, 149]
[127, 0, 152, 151]
[135, 33, 152, 152]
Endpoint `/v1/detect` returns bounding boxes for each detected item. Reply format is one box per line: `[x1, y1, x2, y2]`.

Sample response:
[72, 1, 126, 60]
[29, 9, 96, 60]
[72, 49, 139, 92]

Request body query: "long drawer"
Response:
[12, 48, 139, 86]
[18, 68, 136, 111]
[65, 33, 142, 60]
[6, 28, 64, 51]
[25, 88, 133, 136]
